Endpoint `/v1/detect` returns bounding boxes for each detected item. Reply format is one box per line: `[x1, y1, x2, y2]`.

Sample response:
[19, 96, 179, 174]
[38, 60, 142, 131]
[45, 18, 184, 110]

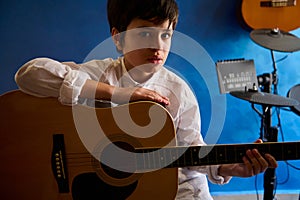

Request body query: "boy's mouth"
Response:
[147, 56, 163, 64]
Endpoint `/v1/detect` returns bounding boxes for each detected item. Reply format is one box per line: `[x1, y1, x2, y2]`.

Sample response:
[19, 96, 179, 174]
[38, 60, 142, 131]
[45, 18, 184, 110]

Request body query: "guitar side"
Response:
[0, 90, 178, 200]
[241, 0, 300, 31]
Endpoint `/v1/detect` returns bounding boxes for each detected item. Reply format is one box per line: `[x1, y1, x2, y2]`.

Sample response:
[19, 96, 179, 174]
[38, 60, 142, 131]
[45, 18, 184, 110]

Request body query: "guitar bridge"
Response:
[261, 0, 296, 7]
[51, 134, 70, 193]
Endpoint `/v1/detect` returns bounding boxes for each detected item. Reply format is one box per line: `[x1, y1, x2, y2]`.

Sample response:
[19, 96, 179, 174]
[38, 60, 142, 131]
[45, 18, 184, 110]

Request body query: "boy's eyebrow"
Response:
[135, 26, 173, 32]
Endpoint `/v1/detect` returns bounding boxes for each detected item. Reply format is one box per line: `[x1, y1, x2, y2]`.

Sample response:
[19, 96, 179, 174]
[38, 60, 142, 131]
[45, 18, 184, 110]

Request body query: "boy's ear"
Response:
[111, 27, 122, 52]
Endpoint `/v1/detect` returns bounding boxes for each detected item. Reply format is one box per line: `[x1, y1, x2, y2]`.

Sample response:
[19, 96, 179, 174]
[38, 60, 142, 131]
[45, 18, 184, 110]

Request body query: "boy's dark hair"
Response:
[107, 0, 179, 33]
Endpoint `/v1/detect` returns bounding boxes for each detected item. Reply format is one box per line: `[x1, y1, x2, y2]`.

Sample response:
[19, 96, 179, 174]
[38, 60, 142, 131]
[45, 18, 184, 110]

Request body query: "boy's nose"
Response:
[148, 36, 169, 51]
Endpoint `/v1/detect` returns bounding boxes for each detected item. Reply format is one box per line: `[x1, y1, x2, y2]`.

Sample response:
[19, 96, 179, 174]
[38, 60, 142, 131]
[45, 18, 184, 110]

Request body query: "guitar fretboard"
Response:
[134, 142, 300, 171]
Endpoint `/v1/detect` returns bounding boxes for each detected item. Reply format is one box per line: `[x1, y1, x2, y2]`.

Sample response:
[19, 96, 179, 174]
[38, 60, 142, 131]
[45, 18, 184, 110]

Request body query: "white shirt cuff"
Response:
[207, 165, 231, 185]
[59, 69, 90, 105]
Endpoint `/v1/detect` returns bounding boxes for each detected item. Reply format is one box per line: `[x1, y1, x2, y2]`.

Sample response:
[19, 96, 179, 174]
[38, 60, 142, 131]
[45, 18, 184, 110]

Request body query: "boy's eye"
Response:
[161, 32, 172, 39]
[139, 32, 151, 37]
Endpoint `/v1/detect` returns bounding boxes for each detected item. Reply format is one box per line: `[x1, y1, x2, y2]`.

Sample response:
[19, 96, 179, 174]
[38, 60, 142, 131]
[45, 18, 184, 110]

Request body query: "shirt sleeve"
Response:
[191, 165, 231, 185]
[15, 57, 90, 105]
[175, 81, 231, 185]
[178, 102, 231, 185]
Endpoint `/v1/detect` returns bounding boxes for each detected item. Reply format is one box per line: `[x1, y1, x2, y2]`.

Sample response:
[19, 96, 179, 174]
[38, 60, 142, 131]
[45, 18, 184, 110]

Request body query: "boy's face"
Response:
[120, 18, 173, 75]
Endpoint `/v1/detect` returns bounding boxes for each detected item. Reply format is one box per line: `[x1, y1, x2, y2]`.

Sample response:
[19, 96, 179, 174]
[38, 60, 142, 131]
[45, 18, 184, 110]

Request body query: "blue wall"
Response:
[1, 0, 300, 196]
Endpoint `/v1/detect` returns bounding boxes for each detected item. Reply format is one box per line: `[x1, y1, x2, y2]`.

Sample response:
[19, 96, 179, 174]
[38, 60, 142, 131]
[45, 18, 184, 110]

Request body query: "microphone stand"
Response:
[258, 50, 278, 200]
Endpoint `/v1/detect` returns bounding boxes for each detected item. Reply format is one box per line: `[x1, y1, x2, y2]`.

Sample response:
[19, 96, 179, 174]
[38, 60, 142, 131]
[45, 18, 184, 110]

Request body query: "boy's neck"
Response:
[126, 66, 154, 84]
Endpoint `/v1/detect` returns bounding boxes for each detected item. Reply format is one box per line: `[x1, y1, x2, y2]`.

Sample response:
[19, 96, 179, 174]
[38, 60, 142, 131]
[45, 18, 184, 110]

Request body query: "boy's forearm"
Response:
[80, 79, 114, 101]
[218, 164, 237, 177]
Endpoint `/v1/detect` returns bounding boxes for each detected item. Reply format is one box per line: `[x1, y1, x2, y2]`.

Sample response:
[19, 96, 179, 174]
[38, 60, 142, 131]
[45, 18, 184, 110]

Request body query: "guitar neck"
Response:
[135, 142, 300, 170]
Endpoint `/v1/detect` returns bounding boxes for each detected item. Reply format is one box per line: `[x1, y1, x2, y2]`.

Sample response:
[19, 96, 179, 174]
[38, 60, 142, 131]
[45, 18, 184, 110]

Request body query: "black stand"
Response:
[258, 50, 278, 200]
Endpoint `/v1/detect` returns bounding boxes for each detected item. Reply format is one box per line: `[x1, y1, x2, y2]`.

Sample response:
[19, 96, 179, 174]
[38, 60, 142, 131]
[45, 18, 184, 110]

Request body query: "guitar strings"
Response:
[65, 153, 94, 167]
[64, 152, 140, 170]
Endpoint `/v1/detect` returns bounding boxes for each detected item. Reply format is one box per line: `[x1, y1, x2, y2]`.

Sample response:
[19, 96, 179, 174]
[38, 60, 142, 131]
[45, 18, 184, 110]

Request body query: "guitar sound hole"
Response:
[100, 141, 135, 179]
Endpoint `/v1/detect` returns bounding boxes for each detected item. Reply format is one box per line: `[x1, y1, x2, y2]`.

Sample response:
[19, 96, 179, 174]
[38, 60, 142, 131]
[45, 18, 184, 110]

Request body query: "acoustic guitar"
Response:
[240, 0, 300, 31]
[0, 90, 299, 200]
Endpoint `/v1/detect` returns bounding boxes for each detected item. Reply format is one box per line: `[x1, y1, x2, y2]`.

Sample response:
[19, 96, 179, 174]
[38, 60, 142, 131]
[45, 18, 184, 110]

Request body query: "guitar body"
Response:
[241, 0, 300, 31]
[0, 90, 177, 200]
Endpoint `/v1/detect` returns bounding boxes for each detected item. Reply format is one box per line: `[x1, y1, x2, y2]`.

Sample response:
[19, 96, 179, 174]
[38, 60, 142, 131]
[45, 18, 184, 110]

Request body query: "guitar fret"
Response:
[183, 148, 186, 166]
[168, 148, 175, 168]
[169, 148, 175, 167]
[179, 147, 185, 166]
[193, 148, 198, 165]
[219, 146, 225, 163]
[157, 150, 162, 169]
[151, 150, 158, 169]
[143, 150, 147, 170]
[177, 147, 186, 167]
[218, 146, 225, 163]
[163, 148, 167, 167]
[205, 147, 210, 165]
[157, 149, 161, 168]
[282, 143, 285, 159]
[239, 146, 246, 162]
[281, 142, 284, 160]
[175, 147, 181, 167]
[274, 142, 281, 160]
[223, 146, 229, 163]
[136, 149, 146, 171]
[284, 142, 297, 160]
[191, 148, 195, 165]
[189, 147, 196, 166]
[214, 146, 218, 165]
[224, 146, 229, 162]
[232, 145, 240, 164]
[187, 147, 192, 166]
[146, 150, 151, 170]
[166, 148, 173, 167]
[158, 149, 163, 168]
[152, 150, 156, 169]
[173, 148, 177, 167]
[143, 151, 147, 169]
[135, 152, 139, 171]
[229, 145, 244, 164]
[190, 148, 194, 166]
[267, 142, 271, 156]
[159, 148, 167, 167]
[152, 151, 156, 169]
[297, 143, 299, 160]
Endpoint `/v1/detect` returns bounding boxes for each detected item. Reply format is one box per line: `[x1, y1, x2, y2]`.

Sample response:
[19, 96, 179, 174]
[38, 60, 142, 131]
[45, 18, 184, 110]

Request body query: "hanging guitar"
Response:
[240, 0, 300, 31]
[1, 90, 300, 200]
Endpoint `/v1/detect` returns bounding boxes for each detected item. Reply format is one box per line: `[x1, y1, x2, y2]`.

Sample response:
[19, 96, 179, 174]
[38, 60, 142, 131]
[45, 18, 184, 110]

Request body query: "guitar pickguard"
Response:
[72, 173, 138, 200]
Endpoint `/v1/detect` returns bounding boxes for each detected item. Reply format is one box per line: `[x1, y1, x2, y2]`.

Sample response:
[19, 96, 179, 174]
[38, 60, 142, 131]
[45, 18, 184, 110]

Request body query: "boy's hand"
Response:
[218, 139, 278, 177]
[113, 87, 170, 106]
[239, 139, 278, 177]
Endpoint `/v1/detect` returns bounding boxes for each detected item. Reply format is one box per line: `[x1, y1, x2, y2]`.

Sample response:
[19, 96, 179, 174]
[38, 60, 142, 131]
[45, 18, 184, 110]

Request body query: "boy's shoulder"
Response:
[83, 57, 115, 67]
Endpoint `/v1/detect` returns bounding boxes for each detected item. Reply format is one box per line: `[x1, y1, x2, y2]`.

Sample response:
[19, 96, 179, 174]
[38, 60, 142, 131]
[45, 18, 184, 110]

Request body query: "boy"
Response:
[15, 0, 277, 199]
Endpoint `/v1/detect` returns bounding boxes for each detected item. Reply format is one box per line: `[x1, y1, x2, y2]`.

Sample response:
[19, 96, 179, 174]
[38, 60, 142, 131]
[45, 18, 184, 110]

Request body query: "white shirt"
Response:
[15, 57, 230, 199]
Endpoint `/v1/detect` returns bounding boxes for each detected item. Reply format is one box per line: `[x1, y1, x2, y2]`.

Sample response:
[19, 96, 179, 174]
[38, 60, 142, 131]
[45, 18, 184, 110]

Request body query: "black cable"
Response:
[275, 54, 290, 64]
[285, 161, 300, 170]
